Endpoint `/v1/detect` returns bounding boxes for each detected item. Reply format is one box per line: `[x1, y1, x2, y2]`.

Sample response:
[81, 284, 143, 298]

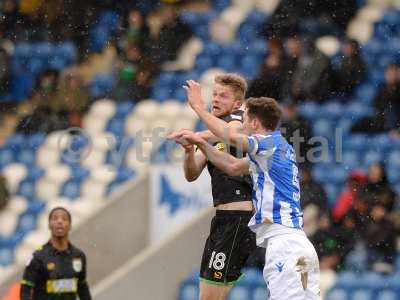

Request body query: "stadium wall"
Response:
[0, 175, 150, 297]
[93, 207, 214, 300]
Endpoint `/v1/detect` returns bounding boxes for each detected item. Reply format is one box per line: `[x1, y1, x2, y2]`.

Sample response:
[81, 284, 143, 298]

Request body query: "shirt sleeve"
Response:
[247, 135, 276, 157]
[21, 254, 41, 300]
[78, 253, 92, 300]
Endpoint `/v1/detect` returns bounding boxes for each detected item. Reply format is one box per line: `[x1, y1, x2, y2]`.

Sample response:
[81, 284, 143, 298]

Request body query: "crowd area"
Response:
[0, 0, 398, 278]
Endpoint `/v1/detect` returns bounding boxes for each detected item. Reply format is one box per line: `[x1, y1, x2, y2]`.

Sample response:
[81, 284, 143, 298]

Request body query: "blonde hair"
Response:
[214, 73, 247, 101]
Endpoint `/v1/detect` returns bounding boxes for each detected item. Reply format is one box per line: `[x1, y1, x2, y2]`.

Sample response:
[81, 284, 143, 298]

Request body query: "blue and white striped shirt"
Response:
[247, 131, 304, 231]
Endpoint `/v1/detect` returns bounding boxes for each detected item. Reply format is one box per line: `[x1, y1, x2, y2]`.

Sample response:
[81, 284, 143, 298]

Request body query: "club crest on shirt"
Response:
[72, 258, 82, 272]
[47, 262, 56, 271]
[215, 142, 226, 152]
[213, 271, 222, 279]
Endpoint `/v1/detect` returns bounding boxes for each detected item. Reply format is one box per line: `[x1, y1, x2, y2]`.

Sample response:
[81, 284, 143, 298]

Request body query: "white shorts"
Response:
[263, 233, 321, 300]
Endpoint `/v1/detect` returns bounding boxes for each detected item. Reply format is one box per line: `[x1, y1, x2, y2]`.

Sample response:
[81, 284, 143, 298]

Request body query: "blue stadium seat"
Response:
[376, 290, 398, 300]
[70, 166, 90, 181]
[151, 86, 172, 102]
[203, 42, 223, 58]
[17, 213, 37, 235]
[33, 43, 54, 59]
[388, 150, 400, 167]
[26, 133, 46, 150]
[98, 11, 120, 33]
[49, 56, 67, 70]
[336, 272, 360, 288]
[248, 39, 268, 56]
[55, 42, 77, 64]
[14, 43, 32, 59]
[386, 272, 400, 289]
[107, 117, 125, 137]
[343, 134, 368, 152]
[6, 134, 25, 152]
[26, 167, 45, 181]
[324, 182, 341, 205]
[115, 168, 136, 183]
[194, 55, 213, 73]
[115, 101, 135, 117]
[226, 41, 245, 56]
[240, 268, 264, 287]
[173, 87, 188, 102]
[157, 72, 178, 88]
[240, 55, 261, 79]
[90, 74, 116, 98]
[320, 102, 343, 120]
[89, 26, 110, 52]
[26, 200, 45, 215]
[298, 102, 318, 119]
[211, 0, 231, 12]
[330, 165, 347, 184]
[344, 102, 374, 120]
[342, 151, 361, 170]
[179, 284, 198, 300]
[217, 54, 237, 72]
[0, 148, 14, 168]
[246, 11, 268, 27]
[363, 151, 383, 168]
[181, 12, 204, 27]
[0, 248, 14, 267]
[238, 24, 259, 44]
[252, 286, 268, 300]
[60, 180, 82, 200]
[27, 57, 44, 74]
[351, 289, 373, 300]
[18, 149, 36, 166]
[312, 119, 333, 137]
[18, 179, 36, 198]
[228, 286, 251, 300]
[326, 288, 349, 300]
[354, 83, 376, 105]
[193, 23, 210, 40]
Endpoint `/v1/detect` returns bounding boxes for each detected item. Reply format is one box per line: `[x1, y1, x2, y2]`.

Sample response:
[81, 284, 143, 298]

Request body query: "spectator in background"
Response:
[149, 5, 192, 64]
[364, 204, 396, 273]
[300, 164, 328, 236]
[52, 69, 91, 127]
[247, 39, 286, 101]
[351, 64, 400, 133]
[0, 46, 11, 99]
[357, 162, 397, 213]
[290, 42, 334, 102]
[331, 170, 368, 223]
[119, 9, 150, 52]
[280, 101, 312, 162]
[282, 36, 302, 99]
[334, 39, 366, 97]
[114, 43, 155, 102]
[0, 173, 9, 211]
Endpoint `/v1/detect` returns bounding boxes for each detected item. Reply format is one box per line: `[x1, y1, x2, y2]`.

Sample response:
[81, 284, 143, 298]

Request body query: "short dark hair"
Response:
[49, 207, 72, 223]
[246, 97, 282, 131]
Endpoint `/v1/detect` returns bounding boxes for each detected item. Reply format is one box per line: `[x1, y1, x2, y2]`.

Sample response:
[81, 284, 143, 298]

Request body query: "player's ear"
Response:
[233, 99, 242, 110]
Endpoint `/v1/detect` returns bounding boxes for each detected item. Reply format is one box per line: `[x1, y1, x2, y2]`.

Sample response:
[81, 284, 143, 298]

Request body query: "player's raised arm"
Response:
[184, 80, 250, 152]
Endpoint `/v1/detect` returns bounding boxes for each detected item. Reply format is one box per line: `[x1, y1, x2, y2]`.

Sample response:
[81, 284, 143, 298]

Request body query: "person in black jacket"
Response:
[21, 207, 92, 300]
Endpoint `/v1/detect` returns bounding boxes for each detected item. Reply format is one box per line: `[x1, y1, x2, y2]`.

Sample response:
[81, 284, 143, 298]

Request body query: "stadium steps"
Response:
[0, 173, 149, 297]
[93, 201, 214, 300]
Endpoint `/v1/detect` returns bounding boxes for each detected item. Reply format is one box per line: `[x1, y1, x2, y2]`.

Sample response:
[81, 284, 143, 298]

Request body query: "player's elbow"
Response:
[227, 163, 242, 176]
[184, 172, 199, 182]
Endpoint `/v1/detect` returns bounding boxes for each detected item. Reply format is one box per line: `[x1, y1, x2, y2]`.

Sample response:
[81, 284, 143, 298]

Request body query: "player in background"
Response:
[20, 207, 92, 300]
[175, 74, 256, 300]
[170, 82, 320, 300]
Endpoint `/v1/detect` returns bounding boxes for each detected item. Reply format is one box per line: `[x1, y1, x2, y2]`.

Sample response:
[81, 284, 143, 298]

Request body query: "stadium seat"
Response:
[313, 119, 333, 137]
[252, 286, 268, 300]
[326, 288, 348, 300]
[179, 284, 198, 300]
[17, 213, 37, 235]
[60, 180, 82, 199]
[240, 268, 264, 287]
[0, 248, 14, 267]
[3, 163, 28, 194]
[363, 151, 383, 167]
[115, 101, 135, 117]
[376, 290, 398, 300]
[352, 289, 373, 300]
[228, 286, 251, 300]
[18, 179, 37, 199]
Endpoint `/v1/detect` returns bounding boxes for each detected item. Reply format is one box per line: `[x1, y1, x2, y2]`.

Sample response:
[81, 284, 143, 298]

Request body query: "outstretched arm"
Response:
[177, 131, 250, 176]
[184, 80, 250, 152]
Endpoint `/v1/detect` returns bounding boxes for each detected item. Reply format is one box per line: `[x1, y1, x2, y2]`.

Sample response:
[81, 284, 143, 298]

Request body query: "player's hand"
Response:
[167, 128, 193, 141]
[183, 80, 204, 113]
[182, 131, 204, 146]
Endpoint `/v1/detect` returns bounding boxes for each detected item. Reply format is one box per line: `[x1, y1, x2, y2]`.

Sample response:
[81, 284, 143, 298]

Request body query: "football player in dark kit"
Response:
[20, 207, 92, 300]
[171, 74, 256, 300]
